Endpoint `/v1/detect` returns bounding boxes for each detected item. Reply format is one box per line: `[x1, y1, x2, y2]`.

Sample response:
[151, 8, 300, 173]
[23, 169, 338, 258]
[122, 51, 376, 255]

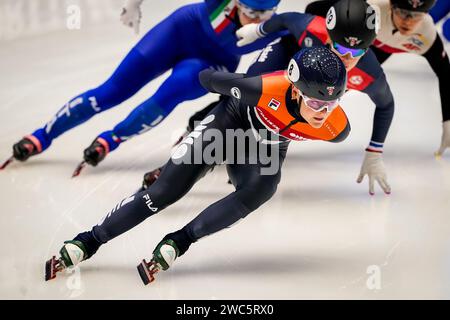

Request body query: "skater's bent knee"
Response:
[238, 182, 278, 211]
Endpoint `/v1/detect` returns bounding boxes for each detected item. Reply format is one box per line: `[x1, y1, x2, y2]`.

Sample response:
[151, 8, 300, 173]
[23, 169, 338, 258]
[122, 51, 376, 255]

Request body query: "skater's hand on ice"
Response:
[236, 23, 264, 47]
[120, 0, 143, 34]
[435, 120, 450, 157]
[357, 151, 391, 195]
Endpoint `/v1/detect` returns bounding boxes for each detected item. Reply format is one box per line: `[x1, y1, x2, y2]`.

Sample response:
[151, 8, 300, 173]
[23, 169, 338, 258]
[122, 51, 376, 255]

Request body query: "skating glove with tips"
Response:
[236, 23, 265, 47]
[120, 0, 143, 34]
[357, 151, 391, 195]
[435, 120, 450, 157]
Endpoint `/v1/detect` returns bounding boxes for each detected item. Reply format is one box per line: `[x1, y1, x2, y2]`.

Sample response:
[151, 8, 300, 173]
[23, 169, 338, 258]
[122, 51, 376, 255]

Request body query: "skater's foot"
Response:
[45, 231, 101, 281]
[141, 167, 162, 190]
[13, 136, 42, 161]
[83, 137, 110, 166]
[45, 240, 88, 281]
[72, 138, 110, 177]
[137, 239, 179, 285]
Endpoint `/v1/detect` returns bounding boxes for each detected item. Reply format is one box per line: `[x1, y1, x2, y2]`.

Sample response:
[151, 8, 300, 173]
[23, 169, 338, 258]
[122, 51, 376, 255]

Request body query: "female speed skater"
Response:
[1, 0, 285, 175]
[45, 46, 350, 284]
[143, 0, 396, 195]
[304, 0, 450, 157]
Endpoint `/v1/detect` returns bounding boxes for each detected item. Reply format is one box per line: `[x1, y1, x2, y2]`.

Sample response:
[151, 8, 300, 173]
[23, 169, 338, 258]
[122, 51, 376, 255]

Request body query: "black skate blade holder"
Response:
[0, 156, 14, 170]
[72, 161, 87, 178]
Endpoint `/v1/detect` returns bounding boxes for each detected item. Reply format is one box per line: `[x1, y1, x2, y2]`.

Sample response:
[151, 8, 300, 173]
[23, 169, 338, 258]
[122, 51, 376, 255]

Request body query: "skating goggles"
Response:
[332, 42, 367, 58]
[300, 92, 340, 113]
[236, 1, 277, 21]
[392, 6, 426, 20]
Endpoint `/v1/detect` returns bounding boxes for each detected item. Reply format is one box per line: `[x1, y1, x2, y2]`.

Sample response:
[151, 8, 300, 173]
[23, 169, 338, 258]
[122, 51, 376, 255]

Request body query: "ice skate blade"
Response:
[137, 259, 159, 285]
[72, 161, 86, 178]
[0, 156, 14, 170]
[172, 131, 188, 147]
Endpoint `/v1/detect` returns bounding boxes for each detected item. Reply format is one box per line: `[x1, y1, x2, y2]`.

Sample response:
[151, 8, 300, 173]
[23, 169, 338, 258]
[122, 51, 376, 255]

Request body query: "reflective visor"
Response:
[237, 1, 277, 20]
[301, 93, 340, 113]
[332, 42, 367, 58]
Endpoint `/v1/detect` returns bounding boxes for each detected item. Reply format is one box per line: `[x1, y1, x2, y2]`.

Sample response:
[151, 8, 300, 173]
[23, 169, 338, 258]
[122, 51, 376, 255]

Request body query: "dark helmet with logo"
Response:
[326, 0, 379, 49]
[390, 0, 436, 12]
[287, 47, 347, 102]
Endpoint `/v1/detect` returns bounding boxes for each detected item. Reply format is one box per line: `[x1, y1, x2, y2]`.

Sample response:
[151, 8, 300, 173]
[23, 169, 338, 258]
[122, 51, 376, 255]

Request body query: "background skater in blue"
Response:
[2, 0, 284, 175]
[430, 0, 450, 41]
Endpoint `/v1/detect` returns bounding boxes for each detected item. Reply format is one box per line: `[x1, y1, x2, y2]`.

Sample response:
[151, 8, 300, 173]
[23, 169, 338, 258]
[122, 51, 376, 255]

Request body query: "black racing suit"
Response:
[76, 42, 297, 257]
[75, 38, 349, 259]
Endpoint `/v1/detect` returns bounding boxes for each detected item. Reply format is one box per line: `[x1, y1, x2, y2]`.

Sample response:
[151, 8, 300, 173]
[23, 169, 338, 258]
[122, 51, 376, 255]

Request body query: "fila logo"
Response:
[327, 86, 335, 96]
[142, 193, 158, 212]
[268, 98, 281, 110]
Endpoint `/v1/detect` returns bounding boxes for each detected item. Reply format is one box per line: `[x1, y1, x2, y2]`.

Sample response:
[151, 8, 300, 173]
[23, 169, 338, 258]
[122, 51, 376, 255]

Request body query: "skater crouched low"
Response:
[46, 46, 350, 284]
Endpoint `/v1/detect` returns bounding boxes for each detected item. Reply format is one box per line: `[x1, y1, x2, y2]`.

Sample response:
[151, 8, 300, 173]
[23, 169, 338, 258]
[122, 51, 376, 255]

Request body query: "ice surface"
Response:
[0, 0, 449, 299]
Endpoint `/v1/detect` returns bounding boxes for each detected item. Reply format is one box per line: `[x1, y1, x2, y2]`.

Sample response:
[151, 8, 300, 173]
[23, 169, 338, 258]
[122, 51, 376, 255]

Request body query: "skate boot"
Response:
[72, 138, 109, 177]
[1, 136, 41, 170]
[137, 239, 179, 285]
[140, 167, 162, 191]
[45, 240, 88, 281]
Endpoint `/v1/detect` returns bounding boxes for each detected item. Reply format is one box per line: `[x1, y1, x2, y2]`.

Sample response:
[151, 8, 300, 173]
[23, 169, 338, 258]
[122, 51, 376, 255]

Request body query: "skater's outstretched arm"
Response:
[353, 52, 394, 195]
[422, 34, 450, 156]
[363, 71, 395, 147]
[199, 69, 263, 107]
[260, 12, 313, 40]
[423, 34, 450, 123]
[236, 12, 314, 47]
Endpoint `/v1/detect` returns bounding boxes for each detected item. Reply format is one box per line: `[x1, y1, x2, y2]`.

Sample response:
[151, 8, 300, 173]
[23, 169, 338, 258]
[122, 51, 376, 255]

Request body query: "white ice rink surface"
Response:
[1, 1, 450, 299]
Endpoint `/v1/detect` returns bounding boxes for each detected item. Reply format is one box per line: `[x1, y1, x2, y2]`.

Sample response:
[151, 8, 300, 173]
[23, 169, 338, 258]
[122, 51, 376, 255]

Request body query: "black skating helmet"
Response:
[287, 47, 347, 102]
[390, 0, 436, 12]
[326, 0, 379, 49]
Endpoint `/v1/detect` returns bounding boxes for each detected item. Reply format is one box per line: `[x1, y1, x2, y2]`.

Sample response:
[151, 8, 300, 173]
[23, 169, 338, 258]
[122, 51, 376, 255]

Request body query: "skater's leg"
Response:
[96, 58, 213, 151]
[165, 145, 288, 256]
[82, 102, 239, 247]
[46, 99, 241, 280]
[430, 0, 450, 23]
[26, 5, 193, 153]
[91, 162, 212, 245]
[444, 18, 450, 42]
[30, 49, 157, 151]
